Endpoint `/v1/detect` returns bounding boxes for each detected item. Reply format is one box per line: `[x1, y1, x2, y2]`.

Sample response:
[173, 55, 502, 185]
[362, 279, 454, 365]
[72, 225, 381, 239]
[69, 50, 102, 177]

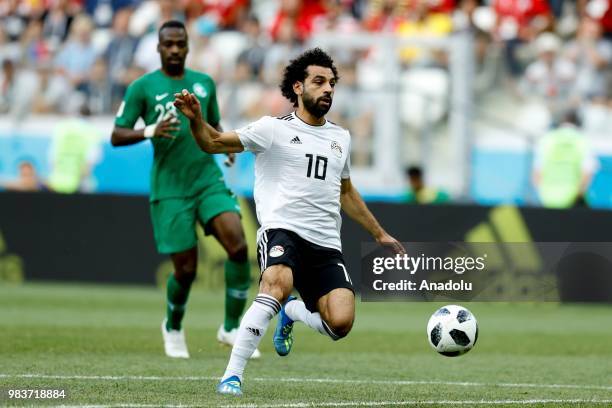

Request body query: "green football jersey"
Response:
[115, 69, 223, 201]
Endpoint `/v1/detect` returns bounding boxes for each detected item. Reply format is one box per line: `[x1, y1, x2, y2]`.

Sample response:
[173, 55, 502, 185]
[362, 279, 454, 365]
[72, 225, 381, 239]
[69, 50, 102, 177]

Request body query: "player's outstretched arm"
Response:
[340, 178, 405, 254]
[174, 89, 244, 154]
[111, 115, 179, 147]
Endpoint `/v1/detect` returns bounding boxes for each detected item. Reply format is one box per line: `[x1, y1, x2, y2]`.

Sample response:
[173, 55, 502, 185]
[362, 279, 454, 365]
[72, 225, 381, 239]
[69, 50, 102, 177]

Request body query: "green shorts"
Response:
[150, 183, 241, 254]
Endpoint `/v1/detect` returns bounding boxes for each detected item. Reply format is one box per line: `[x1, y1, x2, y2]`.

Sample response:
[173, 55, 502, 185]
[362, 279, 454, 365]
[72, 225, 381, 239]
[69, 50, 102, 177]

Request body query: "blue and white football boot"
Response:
[216, 375, 242, 396]
[273, 295, 297, 356]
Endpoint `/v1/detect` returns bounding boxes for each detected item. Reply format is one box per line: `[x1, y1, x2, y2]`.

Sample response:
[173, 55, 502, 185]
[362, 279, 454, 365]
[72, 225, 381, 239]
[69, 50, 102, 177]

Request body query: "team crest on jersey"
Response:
[269, 245, 285, 258]
[193, 83, 207, 98]
[331, 141, 343, 158]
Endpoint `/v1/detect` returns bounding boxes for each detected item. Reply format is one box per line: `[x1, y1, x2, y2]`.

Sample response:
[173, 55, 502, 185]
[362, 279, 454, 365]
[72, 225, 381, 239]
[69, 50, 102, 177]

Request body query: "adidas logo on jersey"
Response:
[277, 113, 294, 121]
[290, 136, 302, 144]
[247, 327, 262, 337]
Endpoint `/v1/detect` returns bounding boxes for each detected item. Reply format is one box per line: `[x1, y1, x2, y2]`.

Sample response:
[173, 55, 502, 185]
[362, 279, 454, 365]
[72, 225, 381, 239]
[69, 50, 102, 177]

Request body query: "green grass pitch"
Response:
[1, 283, 611, 407]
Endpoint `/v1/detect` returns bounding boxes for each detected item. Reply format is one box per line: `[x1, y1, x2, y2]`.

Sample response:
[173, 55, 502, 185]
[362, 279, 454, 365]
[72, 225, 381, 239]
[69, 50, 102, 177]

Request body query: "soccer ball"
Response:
[427, 305, 478, 357]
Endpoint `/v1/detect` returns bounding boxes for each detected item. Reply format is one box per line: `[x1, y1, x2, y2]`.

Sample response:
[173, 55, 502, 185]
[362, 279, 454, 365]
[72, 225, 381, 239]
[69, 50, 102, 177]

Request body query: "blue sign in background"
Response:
[1, 131, 611, 207]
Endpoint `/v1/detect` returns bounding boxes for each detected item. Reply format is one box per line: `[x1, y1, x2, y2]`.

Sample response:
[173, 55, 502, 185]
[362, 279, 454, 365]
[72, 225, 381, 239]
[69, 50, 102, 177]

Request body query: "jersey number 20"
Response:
[305, 154, 328, 180]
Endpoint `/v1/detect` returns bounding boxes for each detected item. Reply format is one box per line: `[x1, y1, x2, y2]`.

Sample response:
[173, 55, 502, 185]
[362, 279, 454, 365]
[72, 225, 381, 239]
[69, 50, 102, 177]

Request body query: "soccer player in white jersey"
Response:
[173, 48, 404, 396]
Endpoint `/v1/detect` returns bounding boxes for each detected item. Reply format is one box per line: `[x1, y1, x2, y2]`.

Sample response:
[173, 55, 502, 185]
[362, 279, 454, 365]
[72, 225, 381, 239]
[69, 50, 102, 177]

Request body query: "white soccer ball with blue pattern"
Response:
[427, 305, 478, 357]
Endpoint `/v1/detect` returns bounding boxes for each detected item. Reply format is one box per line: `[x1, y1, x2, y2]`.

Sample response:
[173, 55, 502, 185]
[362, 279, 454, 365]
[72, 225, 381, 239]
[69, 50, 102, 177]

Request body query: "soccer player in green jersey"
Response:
[111, 20, 260, 359]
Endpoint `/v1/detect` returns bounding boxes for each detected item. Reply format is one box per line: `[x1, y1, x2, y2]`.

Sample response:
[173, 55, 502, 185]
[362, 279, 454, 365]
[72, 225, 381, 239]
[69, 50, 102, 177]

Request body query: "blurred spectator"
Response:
[200, 0, 250, 29]
[248, 59, 294, 118]
[0, 0, 29, 42]
[218, 57, 266, 126]
[493, 0, 553, 76]
[581, 68, 612, 132]
[396, 0, 453, 66]
[30, 63, 74, 114]
[88, 0, 113, 27]
[533, 110, 599, 208]
[133, 32, 159, 72]
[311, 0, 362, 65]
[87, 58, 112, 114]
[256, 87, 294, 118]
[582, 0, 612, 39]
[327, 61, 374, 167]
[364, 0, 406, 32]
[564, 16, 612, 102]
[453, 0, 495, 91]
[20, 19, 52, 68]
[186, 17, 223, 80]
[0, 25, 22, 64]
[54, 14, 98, 93]
[47, 105, 101, 194]
[403, 166, 450, 204]
[270, 0, 327, 41]
[0, 59, 16, 113]
[42, 0, 78, 52]
[522, 33, 577, 124]
[603, 0, 612, 39]
[2, 161, 45, 192]
[363, 0, 454, 33]
[263, 17, 304, 85]
[129, 0, 185, 37]
[454, 0, 477, 24]
[312, 0, 361, 35]
[0, 58, 40, 120]
[84, 0, 136, 28]
[430, 0, 456, 13]
[235, 15, 268, 79]
[104, 7, 139, 109]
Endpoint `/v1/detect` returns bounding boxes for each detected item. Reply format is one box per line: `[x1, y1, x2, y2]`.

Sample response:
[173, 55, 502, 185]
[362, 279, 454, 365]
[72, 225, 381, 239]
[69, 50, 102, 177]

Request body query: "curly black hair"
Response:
[280, 48, 339, 108]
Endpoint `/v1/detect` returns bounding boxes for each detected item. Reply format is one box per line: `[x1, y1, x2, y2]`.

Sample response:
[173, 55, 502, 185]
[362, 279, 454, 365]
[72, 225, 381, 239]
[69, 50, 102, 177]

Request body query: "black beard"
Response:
[163, 62, 184, 76]
[302, 93, 331, 118]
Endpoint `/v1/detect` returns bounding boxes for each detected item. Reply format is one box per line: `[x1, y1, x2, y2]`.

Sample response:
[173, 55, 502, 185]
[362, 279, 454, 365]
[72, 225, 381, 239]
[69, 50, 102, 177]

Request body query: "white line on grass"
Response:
[45, 399, 612, 408]
[1, 373, 611, 392]
[221, 400, 612, 408]
[222, 400, 612, 408]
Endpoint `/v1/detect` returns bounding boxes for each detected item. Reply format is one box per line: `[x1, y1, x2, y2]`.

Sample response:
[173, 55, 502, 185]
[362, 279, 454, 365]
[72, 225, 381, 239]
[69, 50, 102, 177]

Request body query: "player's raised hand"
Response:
[174, 89, 202, 121]
[376, 232, 406, 255]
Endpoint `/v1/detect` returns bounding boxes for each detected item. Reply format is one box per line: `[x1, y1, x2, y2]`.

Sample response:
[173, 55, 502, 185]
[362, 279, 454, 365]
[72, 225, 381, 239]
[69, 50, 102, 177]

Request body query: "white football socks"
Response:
[222, 294, 280, 381]
[285, 299, 340, 340]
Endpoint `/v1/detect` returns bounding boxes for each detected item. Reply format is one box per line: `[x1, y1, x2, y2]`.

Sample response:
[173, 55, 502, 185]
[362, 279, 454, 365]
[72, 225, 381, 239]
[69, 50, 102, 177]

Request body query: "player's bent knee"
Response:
[174, 269, 196, 286]
[259, 265, 293, 302]
[175, 260, 197, 278]
[326, 316, 354, 340]
[227, 241, 248, 263]
[319, 289, 355, 339]
[171, 250, 198, 284]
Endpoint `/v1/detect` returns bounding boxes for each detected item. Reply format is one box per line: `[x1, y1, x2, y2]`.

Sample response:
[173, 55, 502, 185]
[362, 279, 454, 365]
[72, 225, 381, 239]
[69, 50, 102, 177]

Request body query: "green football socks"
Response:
[165, 260, 250, 332]
[166, 274, 191, 331]
[224, 260, 251, 331]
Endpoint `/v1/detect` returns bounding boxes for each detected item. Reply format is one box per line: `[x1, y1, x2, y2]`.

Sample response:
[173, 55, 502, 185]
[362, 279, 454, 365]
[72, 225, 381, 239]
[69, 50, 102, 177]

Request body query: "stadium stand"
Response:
[0, 0, 611, 207]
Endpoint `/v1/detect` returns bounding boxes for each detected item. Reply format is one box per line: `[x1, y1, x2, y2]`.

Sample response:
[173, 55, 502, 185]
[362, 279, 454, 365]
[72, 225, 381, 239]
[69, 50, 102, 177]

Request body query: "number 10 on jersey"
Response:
[305, 154, 328, 180]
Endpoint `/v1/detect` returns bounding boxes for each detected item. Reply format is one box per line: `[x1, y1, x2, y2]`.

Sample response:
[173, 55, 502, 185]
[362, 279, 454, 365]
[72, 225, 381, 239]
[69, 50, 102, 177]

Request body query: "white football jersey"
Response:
[237, 112, 351, 251]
